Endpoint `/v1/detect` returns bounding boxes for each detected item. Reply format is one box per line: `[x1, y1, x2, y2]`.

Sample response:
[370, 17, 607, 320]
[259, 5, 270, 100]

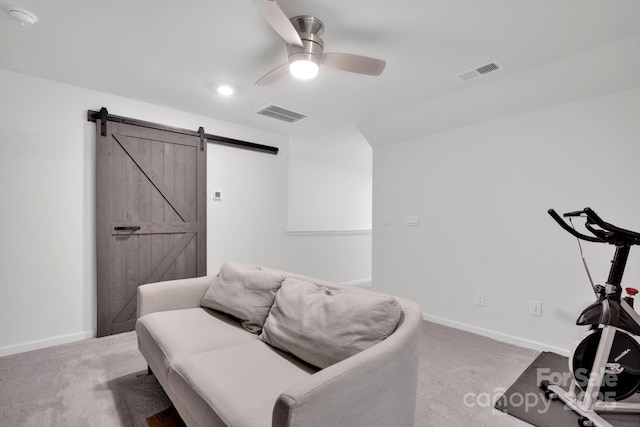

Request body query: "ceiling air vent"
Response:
[456, 62, 502, 82]
[256, 104, 308, 123]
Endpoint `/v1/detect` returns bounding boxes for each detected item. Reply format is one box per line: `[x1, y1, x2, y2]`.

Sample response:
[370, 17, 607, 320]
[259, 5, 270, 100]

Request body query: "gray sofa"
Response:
[136, 262, 422, 427]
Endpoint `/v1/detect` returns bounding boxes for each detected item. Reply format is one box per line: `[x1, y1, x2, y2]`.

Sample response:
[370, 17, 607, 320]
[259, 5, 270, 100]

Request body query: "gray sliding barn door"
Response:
[96, 119, 206, 337]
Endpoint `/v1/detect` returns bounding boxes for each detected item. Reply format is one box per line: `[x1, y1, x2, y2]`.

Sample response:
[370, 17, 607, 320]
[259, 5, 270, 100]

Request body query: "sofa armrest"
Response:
[137, 276, 212, 318]
[272, 299, 422, 427]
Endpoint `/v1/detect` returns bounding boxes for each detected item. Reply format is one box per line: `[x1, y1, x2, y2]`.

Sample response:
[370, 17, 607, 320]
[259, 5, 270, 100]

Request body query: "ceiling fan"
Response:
[252, 0, 387, 85]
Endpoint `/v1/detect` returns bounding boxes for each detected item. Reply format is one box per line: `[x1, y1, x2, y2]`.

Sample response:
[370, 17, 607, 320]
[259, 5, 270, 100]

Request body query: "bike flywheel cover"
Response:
[572, 328, 640, 401]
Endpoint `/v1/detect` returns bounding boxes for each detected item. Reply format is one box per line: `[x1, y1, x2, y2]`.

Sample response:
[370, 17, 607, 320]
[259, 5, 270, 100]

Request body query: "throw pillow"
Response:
[201, 261, 285, 333]
[259, 277, 402, 368]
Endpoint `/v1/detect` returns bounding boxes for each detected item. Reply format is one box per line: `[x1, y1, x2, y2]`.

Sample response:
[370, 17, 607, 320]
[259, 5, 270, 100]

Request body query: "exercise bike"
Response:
[541, 207, 640, 427]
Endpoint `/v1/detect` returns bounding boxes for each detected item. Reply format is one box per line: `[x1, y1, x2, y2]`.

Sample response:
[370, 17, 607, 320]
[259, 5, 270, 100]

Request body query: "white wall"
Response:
[0, 69, 371, 355]
[373, 87, 640, 354]
[288, 157, 372, 231]
[283, 128, 373, 286]
[288, 127, 372, 232]
[207, 142, 372, 284]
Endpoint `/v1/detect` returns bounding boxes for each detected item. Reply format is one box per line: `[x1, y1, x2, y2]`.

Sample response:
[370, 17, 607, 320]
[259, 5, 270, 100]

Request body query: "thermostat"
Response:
[211, 190, 222, 201]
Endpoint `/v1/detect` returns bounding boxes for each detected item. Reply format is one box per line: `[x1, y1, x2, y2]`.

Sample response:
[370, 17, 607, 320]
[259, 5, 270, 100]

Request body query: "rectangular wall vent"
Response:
[256, 104, 308, 123]
[455, 62, 502, 82]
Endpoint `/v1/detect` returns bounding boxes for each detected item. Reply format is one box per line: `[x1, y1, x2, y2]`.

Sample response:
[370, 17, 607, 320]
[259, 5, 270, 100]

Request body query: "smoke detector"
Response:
[6, 7, 38, 26]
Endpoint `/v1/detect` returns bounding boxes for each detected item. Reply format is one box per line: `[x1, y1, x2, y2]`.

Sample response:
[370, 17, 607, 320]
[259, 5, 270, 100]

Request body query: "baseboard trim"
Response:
[1, 312, 569, 357]
[422, 313, 570, 357]
[342, 278, 373, 289]
[286, 229, 372, 236]
[0, 330, 95, 357]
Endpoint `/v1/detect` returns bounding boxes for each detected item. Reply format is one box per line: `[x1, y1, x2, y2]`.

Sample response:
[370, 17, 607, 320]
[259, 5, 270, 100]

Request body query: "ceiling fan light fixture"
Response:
[252, 6, 387, 86]
[289, 59, 319, 80]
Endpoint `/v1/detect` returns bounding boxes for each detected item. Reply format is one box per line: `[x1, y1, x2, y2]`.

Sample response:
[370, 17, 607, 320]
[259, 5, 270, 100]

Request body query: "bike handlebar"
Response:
[548, 209, 602, 242]
[562, 210, 585, 218]
[548, 207, 640, 246]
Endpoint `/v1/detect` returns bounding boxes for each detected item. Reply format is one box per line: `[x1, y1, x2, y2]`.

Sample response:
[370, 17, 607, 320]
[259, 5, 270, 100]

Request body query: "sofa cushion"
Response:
[168, 340, 318, 427]
[136, 307, 257, 385]
[259, 277, 402, 368]
[201, 261, 286, 333]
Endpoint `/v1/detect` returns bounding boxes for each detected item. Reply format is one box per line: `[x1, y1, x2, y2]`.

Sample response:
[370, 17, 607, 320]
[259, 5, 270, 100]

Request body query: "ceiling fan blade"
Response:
[322, 53, 386, 76]
[255, 63, 289, 85]
[251, 0, 303, 47]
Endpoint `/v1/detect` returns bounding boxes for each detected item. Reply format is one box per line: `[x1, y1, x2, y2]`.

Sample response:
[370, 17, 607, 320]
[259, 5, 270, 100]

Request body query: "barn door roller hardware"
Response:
[87, 108, 279, 155]
[99, 107, 108, 137]
[198, 127, 205, 152]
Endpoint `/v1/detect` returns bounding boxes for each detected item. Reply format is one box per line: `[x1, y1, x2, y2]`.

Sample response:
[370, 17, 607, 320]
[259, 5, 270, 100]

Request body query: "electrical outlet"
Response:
[475, 292, 485, 307]
[530, 301, 542, 317]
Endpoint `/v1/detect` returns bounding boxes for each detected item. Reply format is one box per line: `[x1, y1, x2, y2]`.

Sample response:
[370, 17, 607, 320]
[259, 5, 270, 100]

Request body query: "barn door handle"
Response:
[114, 226, 140, 231]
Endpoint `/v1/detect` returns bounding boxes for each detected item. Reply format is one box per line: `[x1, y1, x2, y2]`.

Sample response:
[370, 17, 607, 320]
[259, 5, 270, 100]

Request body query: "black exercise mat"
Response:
[495, 351, 640, 426]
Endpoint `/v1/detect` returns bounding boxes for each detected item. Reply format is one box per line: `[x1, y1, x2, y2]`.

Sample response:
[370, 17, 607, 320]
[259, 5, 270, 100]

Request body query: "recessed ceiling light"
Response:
[6, 6, 38, 26]
[216, 85, 234, 96]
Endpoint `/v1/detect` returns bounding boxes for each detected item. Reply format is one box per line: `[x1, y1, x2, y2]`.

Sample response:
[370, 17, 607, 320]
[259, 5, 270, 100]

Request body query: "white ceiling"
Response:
[2, 0, 640, 147]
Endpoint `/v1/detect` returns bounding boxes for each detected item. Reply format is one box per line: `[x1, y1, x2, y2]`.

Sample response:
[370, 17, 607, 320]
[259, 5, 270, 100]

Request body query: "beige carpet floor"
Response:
[0, 321, 539, 426]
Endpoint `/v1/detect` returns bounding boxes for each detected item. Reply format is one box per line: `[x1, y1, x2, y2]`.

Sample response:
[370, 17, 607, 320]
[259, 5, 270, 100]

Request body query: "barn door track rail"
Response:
[88, 107, 279, 155]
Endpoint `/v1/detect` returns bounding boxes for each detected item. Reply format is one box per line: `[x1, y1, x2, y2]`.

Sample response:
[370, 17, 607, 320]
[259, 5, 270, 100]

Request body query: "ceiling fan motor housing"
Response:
[286, 16, 325, 66]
